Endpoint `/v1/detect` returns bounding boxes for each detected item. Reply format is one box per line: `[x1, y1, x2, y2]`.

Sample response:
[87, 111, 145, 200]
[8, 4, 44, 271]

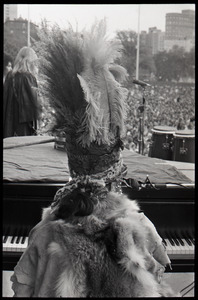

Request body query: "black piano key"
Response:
[187, 232, 195, 245]
[174, 239, 180, 246]
[179, 239, 185, 246]
[11, 231, 18, 244]
[3, 227, 10, 243]
[170, 231, 180, 246]
[21, 236, 26, 244]
[174, 231, 184, 246]
[3, 236, 8, 243]
[16, 237, 20, 244]
[16, 228, 22, 244]
[165, 231, 175, 246]
[21, 227, 27, 244]
[158, 230, 167, 246]
[186, 238, 192, 246]
[21, 225, 30, 244]
[190, 239, 195, 245]
[186, 231, 194, 246]
[10, 237, 16, 244]
[181, 230, 193, 246]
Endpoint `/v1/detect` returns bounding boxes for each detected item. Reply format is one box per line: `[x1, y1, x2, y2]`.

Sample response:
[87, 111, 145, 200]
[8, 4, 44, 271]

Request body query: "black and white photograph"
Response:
[3, 3, 195, 297]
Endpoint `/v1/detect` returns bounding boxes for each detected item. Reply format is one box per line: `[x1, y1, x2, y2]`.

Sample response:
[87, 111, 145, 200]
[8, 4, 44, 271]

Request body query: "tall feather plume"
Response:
[35, 23, 86, 133]
[35, 20, 128, 147]
[76, 19, 128, 146]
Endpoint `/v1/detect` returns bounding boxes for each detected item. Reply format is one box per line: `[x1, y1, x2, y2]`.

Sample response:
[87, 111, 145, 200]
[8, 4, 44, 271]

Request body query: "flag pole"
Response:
[27, 5, 30, 47]
[136, 4, 140, 80]
[136, 5, 144, 155]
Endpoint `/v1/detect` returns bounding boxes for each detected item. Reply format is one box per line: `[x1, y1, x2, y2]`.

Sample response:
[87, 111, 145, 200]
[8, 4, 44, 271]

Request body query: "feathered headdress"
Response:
[36, 19, 128, 182]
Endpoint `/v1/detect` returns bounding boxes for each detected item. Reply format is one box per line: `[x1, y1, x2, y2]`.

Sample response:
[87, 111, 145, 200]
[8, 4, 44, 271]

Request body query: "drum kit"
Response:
[133, 79, 195, 163]
[148, 126, 195, 163]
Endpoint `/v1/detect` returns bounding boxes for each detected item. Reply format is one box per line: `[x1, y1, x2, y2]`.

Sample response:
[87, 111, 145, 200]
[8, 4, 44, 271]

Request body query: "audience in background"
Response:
[124, 83, 195, 155]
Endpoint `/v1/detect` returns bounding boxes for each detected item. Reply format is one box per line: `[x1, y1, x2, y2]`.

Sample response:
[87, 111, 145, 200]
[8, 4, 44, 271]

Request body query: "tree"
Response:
[139, 43, 156, 80]
[153, 46, 195, 82]
[116, 30, 156, 84]
[4, 19, 39, 61]
[115, 30, 137, 84]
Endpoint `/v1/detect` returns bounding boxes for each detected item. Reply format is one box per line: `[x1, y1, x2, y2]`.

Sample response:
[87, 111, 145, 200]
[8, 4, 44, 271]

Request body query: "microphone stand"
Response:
[132, 79, 150, 155]
[138, 86, 146, 155]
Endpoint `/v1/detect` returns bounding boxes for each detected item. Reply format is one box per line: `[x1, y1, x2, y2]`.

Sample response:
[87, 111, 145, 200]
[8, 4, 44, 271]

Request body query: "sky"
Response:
[17, 4, 195, 35]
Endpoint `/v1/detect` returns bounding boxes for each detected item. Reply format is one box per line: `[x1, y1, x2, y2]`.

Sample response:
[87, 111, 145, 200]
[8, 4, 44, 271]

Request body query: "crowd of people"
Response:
[123, 82, 195, 155]
[3, 48, 195, 157]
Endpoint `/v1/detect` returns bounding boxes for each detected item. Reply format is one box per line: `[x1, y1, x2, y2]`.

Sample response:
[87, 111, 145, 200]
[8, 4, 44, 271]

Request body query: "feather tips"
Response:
[76, 19, 128, 145]
[36, 20, 128, 146]
[36, 25, 85, 131]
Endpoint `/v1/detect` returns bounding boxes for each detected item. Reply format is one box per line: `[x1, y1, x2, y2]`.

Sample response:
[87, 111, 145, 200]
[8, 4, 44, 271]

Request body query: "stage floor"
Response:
[3, 136, 194, 185]
[155, 159, 195, 183]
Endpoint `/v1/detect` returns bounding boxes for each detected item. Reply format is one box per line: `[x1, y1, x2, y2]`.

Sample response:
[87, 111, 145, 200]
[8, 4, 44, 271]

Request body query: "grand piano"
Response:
[3, 136, 195, 272]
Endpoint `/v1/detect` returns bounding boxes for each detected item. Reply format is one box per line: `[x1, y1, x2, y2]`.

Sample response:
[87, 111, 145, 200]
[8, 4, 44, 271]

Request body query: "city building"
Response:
[140, 9, 195, 55]
[147, 27, 165, 55]
[140, 27, 165, 55]
[164, 9, 195, 52]
[4, 4, 18, 22]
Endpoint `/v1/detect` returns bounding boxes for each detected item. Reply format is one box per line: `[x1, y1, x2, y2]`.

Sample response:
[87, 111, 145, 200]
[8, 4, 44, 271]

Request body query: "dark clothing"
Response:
[3, 72, 39, 138]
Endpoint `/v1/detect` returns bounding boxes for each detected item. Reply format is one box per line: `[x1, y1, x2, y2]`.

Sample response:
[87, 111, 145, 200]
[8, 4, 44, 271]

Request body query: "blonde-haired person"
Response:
[3, 46, 40, 138]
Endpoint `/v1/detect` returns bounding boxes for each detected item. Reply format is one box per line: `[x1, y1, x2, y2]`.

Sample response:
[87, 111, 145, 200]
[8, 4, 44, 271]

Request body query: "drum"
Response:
[172, 130, 195, 163]
[148, 126, 176, 160]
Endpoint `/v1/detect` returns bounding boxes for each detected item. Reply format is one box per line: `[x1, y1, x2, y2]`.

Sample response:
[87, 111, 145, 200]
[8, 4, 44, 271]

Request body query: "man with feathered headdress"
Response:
[11, 20, 178, 297]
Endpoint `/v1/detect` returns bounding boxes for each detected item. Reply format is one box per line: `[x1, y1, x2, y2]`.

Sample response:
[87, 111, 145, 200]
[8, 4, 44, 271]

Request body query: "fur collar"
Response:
[41, 192, 177, 297]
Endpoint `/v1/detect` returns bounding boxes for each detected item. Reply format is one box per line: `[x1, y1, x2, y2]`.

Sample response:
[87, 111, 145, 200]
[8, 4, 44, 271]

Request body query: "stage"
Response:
[3, 135, 195, 297]
[3, 135, 194, 184]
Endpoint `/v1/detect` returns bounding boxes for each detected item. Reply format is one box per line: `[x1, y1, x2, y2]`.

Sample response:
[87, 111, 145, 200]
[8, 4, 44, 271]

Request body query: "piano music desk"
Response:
[3, 137, 195, 297]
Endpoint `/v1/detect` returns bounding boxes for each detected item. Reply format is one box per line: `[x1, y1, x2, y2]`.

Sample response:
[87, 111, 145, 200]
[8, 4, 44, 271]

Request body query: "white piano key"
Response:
[165, 239, 174, 255]
[10, 236, 18, 252]
[182, 239, 193, 255]
[3, 233, 29, 252]
[20, 237, 28, 251]
[15, 236, 23, 252]
[172, 240, 184, 255]
[187, 242, 194, 255]
[4, 236, 13, 252]
[176, 240, 186, 255]
[168, 240, 178, 255]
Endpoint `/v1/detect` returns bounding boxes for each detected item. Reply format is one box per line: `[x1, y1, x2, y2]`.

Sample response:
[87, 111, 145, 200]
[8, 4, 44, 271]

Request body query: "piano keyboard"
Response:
[3, 235, 28, 253]
[3, 226, 30, 253]
[159, 230, 194, 260]
[3, 228, 194, 260]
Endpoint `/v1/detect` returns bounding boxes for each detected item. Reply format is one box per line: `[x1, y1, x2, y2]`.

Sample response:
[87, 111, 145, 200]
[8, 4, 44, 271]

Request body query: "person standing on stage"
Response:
[3, 53, 13, 84]
[3, 46, 40, 138]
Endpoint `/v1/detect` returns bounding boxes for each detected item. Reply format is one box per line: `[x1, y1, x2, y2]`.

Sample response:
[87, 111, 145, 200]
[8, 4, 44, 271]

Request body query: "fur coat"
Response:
[3, 72, 39, 138]
[11, 191, 178, 297]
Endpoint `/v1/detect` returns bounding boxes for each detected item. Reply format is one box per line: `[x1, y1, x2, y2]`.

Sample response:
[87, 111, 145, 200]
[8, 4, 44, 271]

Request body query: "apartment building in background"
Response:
[4, 4, 18, 22]
[164, 9, 195, 52]
[140, 9, 195, 55]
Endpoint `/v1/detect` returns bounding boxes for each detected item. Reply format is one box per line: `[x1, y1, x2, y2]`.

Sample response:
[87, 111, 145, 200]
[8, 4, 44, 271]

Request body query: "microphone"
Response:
[133, 79, 151, 87]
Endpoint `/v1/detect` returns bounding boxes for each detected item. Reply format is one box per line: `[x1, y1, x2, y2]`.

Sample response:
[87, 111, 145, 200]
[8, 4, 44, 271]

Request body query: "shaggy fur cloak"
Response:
[11, 191, 178, 297]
